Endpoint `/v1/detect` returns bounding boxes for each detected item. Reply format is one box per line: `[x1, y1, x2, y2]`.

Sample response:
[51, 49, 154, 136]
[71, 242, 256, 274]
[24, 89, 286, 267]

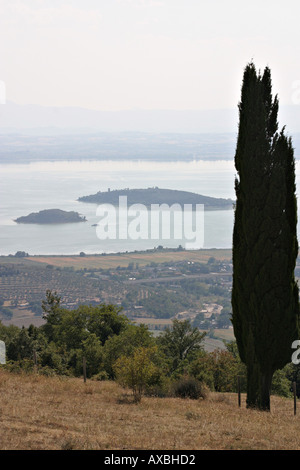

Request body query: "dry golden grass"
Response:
[213, 329, 235, 342]
[25, 249, 232, 271]
[0, 369, 299, 450]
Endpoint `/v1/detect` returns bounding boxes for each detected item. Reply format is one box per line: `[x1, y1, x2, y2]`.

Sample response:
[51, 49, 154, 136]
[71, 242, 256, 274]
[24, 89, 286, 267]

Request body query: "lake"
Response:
[0, 159, 298, 256]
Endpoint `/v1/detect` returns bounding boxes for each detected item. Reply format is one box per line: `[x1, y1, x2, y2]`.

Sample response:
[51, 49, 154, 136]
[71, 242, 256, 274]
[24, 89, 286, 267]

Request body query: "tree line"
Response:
[0, 290, 299, 402]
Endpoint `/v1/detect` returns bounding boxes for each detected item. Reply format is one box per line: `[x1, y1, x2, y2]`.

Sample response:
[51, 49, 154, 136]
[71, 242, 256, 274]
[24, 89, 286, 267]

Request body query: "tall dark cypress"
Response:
[232, 62, 300, 410]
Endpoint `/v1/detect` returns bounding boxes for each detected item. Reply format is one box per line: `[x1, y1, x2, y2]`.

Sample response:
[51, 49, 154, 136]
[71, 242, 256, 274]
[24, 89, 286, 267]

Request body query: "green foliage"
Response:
[41, 290, 128, 350]
[271, 369, 292, 398]
[187, 340, 247, 394]
[232, 62, 300, 410]
[0, 292, 129, 377]
[0, 300, 297, 401]
[187, 351, 215, 389]
[0, 321, 20, 344]
[139, 290, 192, 319]
[114, 346, 162, 402]
[6, 326, 41, 361]
[157, 319, 206, 374]
[210, 350, 241, 393]
[4, 359, 36, 374]
[103, 324, 156, 378]
[41, 290, 62, 342]
[39, 342, 71, 375]
[70, 334, 104, 378]
[172, 376, 208, 400]
[0, 306, 13, 319]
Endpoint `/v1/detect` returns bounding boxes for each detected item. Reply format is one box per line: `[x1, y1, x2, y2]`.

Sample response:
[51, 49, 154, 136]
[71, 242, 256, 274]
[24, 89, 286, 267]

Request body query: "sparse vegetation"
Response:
[0, 369, 300, 450]
[0, 248, 299, 449]
[172, 376, 208, 400]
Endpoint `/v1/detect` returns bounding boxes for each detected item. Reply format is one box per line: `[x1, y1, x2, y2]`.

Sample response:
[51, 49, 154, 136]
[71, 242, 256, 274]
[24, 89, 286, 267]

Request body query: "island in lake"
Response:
[14, 209, 87, 224]
[78, 187, 234, 210]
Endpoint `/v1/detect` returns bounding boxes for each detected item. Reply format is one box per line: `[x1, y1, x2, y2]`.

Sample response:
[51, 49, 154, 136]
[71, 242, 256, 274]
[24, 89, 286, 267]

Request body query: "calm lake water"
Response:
[0, 159, 298, 256]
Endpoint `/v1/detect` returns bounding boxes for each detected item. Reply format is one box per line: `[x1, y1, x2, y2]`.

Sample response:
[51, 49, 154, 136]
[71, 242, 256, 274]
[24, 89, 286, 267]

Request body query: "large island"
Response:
[78, 187, 234, 210]
[14, 209, 87, 224]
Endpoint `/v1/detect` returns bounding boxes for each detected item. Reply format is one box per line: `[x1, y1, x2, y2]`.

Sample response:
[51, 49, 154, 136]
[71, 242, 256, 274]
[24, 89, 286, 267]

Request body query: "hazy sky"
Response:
[1, 0, 300, 111]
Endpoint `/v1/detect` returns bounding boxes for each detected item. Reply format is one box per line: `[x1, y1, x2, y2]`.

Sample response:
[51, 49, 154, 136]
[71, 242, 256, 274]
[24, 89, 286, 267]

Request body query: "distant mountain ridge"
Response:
[0, 101, 238, 133]
[1, 101, 300, 162]
[1, 101, 299, 134]
[78, 187, 234, 210]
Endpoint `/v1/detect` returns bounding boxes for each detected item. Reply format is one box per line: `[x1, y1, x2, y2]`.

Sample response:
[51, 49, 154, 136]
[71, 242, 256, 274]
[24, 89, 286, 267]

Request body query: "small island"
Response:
[78, 187, 234, 210]
[14, 209, 87, 225]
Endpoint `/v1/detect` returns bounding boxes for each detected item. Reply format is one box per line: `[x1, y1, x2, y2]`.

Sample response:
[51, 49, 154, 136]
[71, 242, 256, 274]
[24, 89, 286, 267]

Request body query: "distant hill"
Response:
[0, 132, 238, 163]
[0, 101, 238, 133]
[1, 101, 299, 134]
[14, 209, 87, 224]
[78, 187, 234, 210]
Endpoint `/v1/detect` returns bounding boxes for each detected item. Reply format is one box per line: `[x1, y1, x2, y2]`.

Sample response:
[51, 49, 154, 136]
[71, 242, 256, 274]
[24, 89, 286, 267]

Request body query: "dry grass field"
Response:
[213, 329, 235, 342]
[1, 307, 45, 329]
[0, 369, 299, 450]
[24, 249, 232, 270]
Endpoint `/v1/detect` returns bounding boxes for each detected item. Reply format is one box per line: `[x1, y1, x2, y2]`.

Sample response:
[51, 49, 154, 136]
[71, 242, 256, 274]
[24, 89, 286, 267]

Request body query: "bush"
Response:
[91, 370, 109, 381]
[114, 346, 161, 402]
[271, 369, 292, 398]
[172, 376, 208, 400]
[188, 349, 244, 393]
[144, 376, 172, 398]
[3, 359, 35, 374]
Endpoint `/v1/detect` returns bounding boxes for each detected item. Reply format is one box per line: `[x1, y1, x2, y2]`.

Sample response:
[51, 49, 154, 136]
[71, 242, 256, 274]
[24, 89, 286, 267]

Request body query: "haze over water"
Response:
[1, 159, 299, 256]
[0, 159, 237, 255]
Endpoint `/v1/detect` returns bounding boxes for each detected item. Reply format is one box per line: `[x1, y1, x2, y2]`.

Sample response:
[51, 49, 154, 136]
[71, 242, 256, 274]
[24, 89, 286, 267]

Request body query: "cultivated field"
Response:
[21, 248, 232, 270]
[213, 329, 235, 342]
[0, 369, 299, 450]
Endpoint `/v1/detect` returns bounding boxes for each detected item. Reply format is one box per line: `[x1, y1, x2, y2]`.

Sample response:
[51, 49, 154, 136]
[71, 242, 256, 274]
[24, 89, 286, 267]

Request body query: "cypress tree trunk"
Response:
[232, 63, 300, 411]
[260, 371, 273, 411]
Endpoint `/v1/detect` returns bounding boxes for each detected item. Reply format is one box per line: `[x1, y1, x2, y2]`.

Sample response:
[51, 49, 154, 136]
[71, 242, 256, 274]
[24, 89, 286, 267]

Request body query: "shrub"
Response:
[3, 359, 35, 374]
[91, 370, 109, 381]
[144, 376, 172, 398]
[172, 376, 208, 400]
[114, 346, 161, 402]
[271, 369, 292, 398]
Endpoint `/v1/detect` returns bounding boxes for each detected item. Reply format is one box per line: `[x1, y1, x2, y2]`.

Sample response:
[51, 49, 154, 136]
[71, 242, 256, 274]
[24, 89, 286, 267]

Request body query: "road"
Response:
[123, 272, 232, 285]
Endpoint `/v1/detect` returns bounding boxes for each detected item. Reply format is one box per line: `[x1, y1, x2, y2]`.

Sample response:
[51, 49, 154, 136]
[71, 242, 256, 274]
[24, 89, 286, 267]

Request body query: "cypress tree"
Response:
[232, 62, 300, 410]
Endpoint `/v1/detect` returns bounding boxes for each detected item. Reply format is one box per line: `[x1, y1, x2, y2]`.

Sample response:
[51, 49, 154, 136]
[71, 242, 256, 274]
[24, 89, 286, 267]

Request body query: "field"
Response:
[22, 248, 232, 270]
[1, 307, 45, 328]
[213, 329, 235, 341]
[0, 247, 235, 338]
[0, 369, 299, 450]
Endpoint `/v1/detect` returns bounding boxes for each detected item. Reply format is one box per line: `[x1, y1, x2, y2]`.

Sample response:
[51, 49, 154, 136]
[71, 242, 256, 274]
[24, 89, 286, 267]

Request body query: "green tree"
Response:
[157, 319, 206, 374]
[114, 346, 161, 402]
[6, 327, 34, 361]
[232, 62, 300, 410]
[42, 292, 129, 350]
[103, 323, 155, 378]
[84, 304, 128, 345]
[271, 368, 292, 398]
[41, 290, 62, 342]
[73, 334, 103, 378]
[188, 348, 243, 392]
